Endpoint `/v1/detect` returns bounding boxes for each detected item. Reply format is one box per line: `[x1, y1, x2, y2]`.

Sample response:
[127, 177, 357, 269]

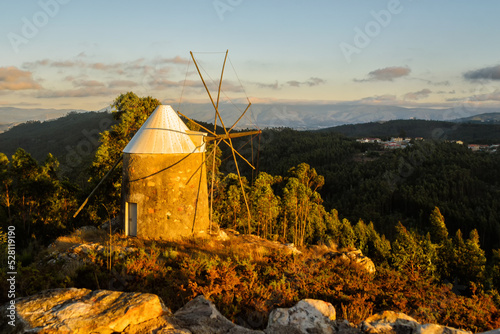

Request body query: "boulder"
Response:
[1, 288, 169, 333]
[265, 299, 336, 334]
[174, 295, 264, 334]
[420, 324, 472, 334]
[476, 330, 500, 334]
[360, 311, 420, 334]
[359, 311, 474, 334]
[324, 249, 376, 274]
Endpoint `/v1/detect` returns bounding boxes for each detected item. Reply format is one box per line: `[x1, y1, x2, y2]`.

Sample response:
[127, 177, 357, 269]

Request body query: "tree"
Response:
[428, 207, 455, 281]
[280, 163, 326, 246]
[0, 153, 11, 222]
[87, 92, 160, 221]
[2, 149, 77, 245]
[429, 206, 448, 244]
[489, 249, 500, 290]
[365, 222, 391, 265]
[449, 229, 486, 287]
[338, 218, 356, 249]
[391, 222, 437, 279]
[215, 173, 250, 232]
[463, 229, 486, 285]
[354, 219, 369, 251]
[250, 172, 280, 239]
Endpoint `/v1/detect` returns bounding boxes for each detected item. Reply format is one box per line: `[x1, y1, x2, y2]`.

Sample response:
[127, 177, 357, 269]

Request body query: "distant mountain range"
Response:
[175, 103, 500, 129]
[0, 107, 98, 133]
[454, 112, 500, 123]
[0, 104, 499, 134]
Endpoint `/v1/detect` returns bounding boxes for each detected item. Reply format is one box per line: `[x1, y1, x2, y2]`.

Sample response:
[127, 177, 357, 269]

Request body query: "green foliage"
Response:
[429, 206, 448, 244]
[489, 249, 500, 290]
[338, 218, 356, 249]
[86, 92, 160, 222]
[214, 173, 249, 231]
[0, 148, 77, 245]
[250, 172, 281, 239]
[462, 229, 487, 285]
[391, 222, 437, 279]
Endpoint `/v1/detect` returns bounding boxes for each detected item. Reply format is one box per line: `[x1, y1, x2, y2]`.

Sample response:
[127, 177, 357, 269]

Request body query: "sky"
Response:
[1, 0, 500, 113]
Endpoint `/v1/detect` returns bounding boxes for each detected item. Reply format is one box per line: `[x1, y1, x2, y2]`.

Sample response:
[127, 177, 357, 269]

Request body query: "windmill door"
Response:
[126, 202, 137, 236]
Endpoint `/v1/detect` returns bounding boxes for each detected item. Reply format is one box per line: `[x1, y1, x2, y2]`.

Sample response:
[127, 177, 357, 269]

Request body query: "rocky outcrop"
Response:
[266, 299, 336, 334]
[0, 289, 489, 334]
[174, 295, 263, 334]
[360, 311, 420, 334]
[360, 311, 472, 334]
[324, 249, 376, 274]
[1, 288, 168, 334]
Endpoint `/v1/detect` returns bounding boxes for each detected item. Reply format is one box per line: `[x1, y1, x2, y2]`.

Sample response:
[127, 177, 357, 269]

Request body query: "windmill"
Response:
[74, 50, 261, 240]
[177, 50, 261, 234]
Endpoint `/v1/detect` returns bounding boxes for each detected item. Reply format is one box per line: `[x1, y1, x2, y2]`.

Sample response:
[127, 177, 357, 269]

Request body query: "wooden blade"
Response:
[228, 101, 252, 132]
[177, 111, 217, 136]
[73, 154, 123, 218]
[206, 129, 262, 142]
[227, 136, 252, 233]
[216, 50, 229, 111]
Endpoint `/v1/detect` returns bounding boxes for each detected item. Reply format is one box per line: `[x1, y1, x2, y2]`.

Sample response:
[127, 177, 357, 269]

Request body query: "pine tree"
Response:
[429, 206, 448, 244]
[489, 249, 500, 290]
[392, 222, 437, 279]
[338, 218, 356, 249]
[463, 229, 486, 285]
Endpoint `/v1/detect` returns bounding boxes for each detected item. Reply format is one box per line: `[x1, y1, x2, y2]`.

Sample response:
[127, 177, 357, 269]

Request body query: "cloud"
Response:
[158, 56, 190, 64]
[356, 94, 398, 104]
[37, 87, 119, 98]
[403, 88, 432, 100]
[22, 57, 181, 77]
[446, 90, 500, 102]
[146, 78, 203, 91]
[0, 66, 41, 90]
[355, 66, 411, 82]
[432, 80, 450, 86]
[286, 77, 326, 87]
[436, 90, 455, 94]
[468, 89, 500, 101]
[464, 65, 500, 81]
[72, 79, 106, 88]
[108, 80, 138, 88]
[256, 81, 280, 90]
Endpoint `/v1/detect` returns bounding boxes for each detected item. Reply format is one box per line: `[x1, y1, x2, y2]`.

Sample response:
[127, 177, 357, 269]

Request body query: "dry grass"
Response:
[52, 227, 108, 253]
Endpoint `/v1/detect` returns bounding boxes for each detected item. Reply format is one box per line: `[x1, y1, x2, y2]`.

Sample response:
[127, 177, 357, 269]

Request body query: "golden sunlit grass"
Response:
[52, 227, 108, 253]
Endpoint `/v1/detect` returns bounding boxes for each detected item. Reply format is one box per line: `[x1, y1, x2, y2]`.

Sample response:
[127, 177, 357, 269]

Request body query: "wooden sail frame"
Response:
[182, 50, 261, 234]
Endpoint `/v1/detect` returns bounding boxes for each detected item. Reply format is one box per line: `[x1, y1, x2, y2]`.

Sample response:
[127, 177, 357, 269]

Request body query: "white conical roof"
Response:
[123, 105, 204, 154]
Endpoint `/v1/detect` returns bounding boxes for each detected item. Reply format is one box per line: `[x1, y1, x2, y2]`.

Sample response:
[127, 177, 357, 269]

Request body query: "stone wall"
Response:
[121, 152, 209, 240]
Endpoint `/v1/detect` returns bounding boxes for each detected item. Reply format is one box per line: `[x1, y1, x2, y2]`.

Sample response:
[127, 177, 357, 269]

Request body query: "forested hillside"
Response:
[253, 129, 500, 252]
[0, 111, 116, 186]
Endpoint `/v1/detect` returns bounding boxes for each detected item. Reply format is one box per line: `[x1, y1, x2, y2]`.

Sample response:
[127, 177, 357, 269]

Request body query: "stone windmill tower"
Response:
[121, 104, 209, 239]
